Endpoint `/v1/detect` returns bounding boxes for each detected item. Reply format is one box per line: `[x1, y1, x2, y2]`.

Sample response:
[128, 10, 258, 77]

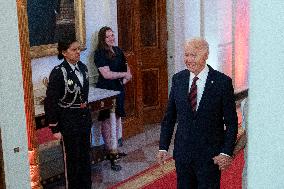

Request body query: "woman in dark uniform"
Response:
[44, 36, 92, 189]
[94, 26, 132, 171]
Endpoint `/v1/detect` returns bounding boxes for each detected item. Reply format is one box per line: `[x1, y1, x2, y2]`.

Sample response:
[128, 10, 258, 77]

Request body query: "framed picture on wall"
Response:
[26, 0, 86, 59]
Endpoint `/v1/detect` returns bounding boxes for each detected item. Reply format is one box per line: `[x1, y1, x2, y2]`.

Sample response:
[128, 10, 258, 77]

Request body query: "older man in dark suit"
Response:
[157, 38, 238, 189]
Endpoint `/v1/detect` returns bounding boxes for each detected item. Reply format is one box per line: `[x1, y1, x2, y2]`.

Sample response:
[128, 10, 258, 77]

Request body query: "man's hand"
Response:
[212, 154, 233, 170]
[157, 151, 168, 165]
[53, 132, 62, 140]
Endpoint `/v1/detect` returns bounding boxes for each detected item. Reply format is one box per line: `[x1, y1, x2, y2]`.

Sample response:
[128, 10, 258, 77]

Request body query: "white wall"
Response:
[184, 0, 200, 39]
[248, 1, 284, 188]
[174, 0, 231, 73]
[204, 0, 219, 70]
[0, 1, 31, 189]
[166, 0, 186, 86]
[172, 0, 248, 91]
[166, 0, 175, 92]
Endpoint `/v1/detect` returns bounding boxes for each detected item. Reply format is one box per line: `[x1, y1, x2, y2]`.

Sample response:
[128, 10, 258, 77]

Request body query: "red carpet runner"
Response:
[109, 150, 244, 189]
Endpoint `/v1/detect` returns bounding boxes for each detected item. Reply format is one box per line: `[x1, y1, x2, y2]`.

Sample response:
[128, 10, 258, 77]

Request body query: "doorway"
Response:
[117, 0, 168, 138]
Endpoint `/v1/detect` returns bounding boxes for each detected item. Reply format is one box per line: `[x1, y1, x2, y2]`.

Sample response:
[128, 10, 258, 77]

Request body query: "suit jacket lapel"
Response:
[196, 66, 216, 115]
[181, 70, 190, 99]
[179, 70, 196, 116]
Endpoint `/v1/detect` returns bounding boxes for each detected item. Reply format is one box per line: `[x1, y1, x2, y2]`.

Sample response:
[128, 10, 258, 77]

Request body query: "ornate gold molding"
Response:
[17, 0, 42, 188]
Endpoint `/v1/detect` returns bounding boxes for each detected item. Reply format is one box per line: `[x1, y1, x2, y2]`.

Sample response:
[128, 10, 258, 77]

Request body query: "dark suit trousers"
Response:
[175, 159, 221, 189]
[62, 129, 91, 189]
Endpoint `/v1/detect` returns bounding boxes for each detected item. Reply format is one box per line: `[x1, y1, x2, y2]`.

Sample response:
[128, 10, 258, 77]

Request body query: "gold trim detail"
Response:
[115, 159, 175, 189]
[17, 0, 42, 188]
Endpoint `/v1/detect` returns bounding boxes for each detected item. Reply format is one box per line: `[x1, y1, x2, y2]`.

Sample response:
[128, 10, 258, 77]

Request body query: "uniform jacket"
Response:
[44, 60, 91, 135]
[159, 65, 238, 163]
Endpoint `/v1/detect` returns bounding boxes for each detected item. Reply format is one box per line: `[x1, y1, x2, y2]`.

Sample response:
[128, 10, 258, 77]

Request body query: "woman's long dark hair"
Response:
[57, 36, 77, 60]
[96, 26, 115, 59]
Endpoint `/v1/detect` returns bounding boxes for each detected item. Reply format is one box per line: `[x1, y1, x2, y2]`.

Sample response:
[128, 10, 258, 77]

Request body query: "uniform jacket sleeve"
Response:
[44, 67, 64, 132]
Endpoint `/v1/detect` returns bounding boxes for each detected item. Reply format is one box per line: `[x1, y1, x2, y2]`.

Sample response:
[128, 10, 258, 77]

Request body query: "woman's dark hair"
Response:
[57, 35, 77, 60]
[96, 26, 115, 59]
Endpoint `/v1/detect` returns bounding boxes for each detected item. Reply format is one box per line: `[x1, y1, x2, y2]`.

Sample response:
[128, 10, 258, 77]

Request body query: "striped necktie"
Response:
[189, 76, 199, 112]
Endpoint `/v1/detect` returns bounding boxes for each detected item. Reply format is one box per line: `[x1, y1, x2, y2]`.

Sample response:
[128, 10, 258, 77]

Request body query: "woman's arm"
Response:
[98, 66, 128, 80]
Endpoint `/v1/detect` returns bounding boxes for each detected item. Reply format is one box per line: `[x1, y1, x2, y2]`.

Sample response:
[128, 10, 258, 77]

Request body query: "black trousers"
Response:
[175, 159, 221, 189]
[62, 129, 91, 189]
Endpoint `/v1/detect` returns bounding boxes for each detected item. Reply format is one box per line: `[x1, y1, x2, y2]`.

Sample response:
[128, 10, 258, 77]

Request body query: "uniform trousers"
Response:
[62, 129, 91, 189]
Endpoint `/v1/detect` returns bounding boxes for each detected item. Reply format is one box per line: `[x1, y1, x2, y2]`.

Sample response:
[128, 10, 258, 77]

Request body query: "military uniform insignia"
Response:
[67, 79, 74, 85]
